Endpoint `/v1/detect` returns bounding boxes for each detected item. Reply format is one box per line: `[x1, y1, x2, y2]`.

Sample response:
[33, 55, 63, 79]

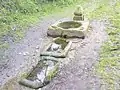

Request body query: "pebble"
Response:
[32, 53, 36, 56]
[50, 43, 61, 51]
[35, 50, 39, 53]
[18, 52, 22, 55]
[36, 45, 40, 49]
[23, 52, 29, 56]
[6, 73, 10, 77]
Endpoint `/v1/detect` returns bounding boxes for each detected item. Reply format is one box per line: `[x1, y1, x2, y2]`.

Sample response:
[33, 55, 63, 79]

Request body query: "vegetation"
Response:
[0, 0, 83, 48]
[84, 0, 120, 89]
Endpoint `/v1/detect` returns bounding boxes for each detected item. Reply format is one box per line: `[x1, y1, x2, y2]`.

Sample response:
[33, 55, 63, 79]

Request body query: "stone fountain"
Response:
[47, 5, 89, 38]
[73, 5, 84, 21]
[19, 5, 90, 89]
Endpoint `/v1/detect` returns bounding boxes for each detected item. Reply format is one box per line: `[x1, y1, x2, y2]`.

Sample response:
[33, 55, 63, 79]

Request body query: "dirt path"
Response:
[0, 19, 108, 90]
[0, 8, 75, 88]
[0, 1, 108, 89]
[0, 16, 60, 85]
[41, 20, 107, 90]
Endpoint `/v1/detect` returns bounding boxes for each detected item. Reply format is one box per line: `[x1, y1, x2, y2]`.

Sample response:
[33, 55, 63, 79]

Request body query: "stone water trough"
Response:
[40, 37, 72, 58]
[47, 19, 89, 38]
[19, 57, 59, 89]
[19, 38, 71, 89]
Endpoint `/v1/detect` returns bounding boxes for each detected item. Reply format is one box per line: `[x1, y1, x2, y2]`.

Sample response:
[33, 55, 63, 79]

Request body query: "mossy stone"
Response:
[54, 37, 68, 49]
[44, 63, 59, 84]
[58, 21, 81, 29]
[74, 5, 83, 16]
[73, 16, 83, 21]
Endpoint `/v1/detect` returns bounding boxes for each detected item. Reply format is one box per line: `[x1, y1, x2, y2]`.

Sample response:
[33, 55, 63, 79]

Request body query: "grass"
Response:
[83, 0, 120, 89]
[0, 0, 89, 48]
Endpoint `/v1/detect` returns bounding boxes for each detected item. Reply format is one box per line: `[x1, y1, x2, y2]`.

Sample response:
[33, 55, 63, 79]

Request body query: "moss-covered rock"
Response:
[54, 37, 68, 49]
[44, 63, 59, 84]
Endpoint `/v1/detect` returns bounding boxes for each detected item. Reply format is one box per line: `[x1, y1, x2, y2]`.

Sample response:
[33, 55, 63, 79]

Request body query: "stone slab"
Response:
[19, 59, 59, 89]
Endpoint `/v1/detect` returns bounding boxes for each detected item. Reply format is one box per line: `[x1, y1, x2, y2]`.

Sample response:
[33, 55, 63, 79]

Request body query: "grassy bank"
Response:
[85, 0, 120, 89]
[0, 0, 89, 48]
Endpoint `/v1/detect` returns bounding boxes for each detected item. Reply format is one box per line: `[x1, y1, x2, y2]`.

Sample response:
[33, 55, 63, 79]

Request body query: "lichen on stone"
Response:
[44, 63, 59, 83]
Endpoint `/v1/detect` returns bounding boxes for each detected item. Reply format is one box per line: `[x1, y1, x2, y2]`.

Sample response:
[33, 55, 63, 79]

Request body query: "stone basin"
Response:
[57, 21, 82, 29]
[40, 37, 72, 58]
[19, 57, 59, 89]
[47, 19, 89, 38]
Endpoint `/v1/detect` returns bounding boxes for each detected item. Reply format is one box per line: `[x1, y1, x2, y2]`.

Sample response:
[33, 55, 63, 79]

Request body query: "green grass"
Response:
[84, 0, 120, 89]
[0, 0, 90, 48]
